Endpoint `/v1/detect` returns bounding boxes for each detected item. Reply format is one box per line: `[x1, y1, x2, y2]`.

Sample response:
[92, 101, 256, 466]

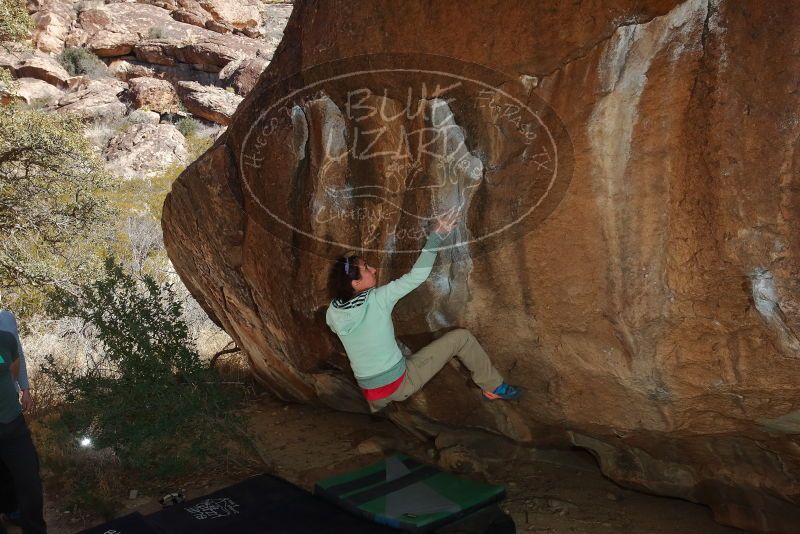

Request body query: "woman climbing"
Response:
[326, 214, 523, 412]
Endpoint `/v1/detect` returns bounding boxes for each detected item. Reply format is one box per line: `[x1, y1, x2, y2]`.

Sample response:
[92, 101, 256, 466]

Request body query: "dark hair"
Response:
[328, 254, 361, 302]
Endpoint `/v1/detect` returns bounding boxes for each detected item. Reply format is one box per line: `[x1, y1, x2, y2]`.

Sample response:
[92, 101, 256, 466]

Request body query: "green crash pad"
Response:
[314, 454, 507, 532]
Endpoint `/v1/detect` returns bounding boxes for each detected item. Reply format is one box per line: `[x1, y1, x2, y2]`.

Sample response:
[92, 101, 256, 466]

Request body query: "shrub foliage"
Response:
[0, 0, 32, 42]
[41, 258, 243, 476]
[0, 105, 115, 314]
[58, 47, 108, 79]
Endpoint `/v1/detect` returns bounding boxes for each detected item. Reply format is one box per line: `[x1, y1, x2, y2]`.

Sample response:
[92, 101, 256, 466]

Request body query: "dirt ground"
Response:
[32, 395, 742, 533]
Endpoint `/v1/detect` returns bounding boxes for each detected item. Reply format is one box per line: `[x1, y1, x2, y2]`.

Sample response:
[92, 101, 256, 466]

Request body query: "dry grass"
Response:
[31, 413, 125, 520]
[83, 119, 124, 149]
[21, 316, 95, 417]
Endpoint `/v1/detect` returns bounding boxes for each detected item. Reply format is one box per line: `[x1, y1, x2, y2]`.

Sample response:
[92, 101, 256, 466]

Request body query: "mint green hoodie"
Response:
[326, 233, 445, 389]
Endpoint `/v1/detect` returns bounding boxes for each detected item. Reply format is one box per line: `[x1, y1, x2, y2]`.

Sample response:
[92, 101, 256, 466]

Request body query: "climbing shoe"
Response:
[482, 382, 524, 400]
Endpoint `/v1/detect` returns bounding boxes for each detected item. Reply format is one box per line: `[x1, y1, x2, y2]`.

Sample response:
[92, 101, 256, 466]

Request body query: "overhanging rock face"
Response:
[162, 1, 800, 531]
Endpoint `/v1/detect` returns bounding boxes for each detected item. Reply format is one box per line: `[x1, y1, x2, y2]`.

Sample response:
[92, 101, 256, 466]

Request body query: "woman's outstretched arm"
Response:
[374, 232, 443, 307]
[373, 212, 457, 308]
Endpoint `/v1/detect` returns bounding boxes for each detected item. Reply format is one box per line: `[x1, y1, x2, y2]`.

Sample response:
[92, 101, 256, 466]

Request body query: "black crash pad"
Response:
[79, 474, 398, 534]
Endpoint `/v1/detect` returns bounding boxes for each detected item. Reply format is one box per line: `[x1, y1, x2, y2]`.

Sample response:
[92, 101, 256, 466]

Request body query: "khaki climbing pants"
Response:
[368, 328, 504, 412]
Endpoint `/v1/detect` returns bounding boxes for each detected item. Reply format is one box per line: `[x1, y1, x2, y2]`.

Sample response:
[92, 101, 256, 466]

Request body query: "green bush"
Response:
[58, 47, 108, 79]
[41, 258, 244, 477]
[0, 104, 115, 315]
[0, 68, 16, 99]
[0, 68, 13, 87]
[175, 116, 200, 137]
[0, 0, 32, 41]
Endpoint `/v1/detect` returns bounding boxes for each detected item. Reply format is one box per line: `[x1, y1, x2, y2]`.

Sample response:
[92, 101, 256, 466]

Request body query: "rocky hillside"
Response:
[161, 1, 800, 532]
[1, 0, 291, 178]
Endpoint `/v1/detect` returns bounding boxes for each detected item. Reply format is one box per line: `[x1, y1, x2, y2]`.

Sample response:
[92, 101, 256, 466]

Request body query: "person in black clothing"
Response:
[0, 310, 34, 527]
[0, 330, 45, 534]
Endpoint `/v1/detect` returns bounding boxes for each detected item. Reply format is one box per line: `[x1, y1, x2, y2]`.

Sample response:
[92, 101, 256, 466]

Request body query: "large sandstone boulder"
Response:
[134, 33, 265, 73]
[70, 2, 273, 68]
[107, 58, 157, 81]
[126, 108, 161, 125]
[30, 0, 74, 54]
[204, 19, 234, 35]
[171, 0, 213, 30]
[126, 0, 261, 35]
[217, 56, 267, 96]
[260, 3, 293, 51]
[0, 77, 64, 106]
[11, 77, 65, 106]
[107, 57, 220, 86]
[87, 29, 139, 57]
[175, 80, 240, 124]
[0, 44, 74, 89]
[199, 0, 261, 31]
[54, 78, 128, 122]
[162, 1, 800, 532]
[105, 123, 188, 179]
[128, 76, 179, 113]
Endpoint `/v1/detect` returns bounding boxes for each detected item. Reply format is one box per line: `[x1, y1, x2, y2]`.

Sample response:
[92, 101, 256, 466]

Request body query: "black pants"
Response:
[0, 415, 45, 534]
[0, 460, 17, 514]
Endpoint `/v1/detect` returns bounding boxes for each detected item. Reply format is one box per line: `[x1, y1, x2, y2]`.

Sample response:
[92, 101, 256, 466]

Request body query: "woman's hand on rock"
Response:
[433, 209, 458, 235]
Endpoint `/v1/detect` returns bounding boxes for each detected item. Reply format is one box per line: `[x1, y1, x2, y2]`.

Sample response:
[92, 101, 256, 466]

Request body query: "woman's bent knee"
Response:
[450, 328, 473, 341]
